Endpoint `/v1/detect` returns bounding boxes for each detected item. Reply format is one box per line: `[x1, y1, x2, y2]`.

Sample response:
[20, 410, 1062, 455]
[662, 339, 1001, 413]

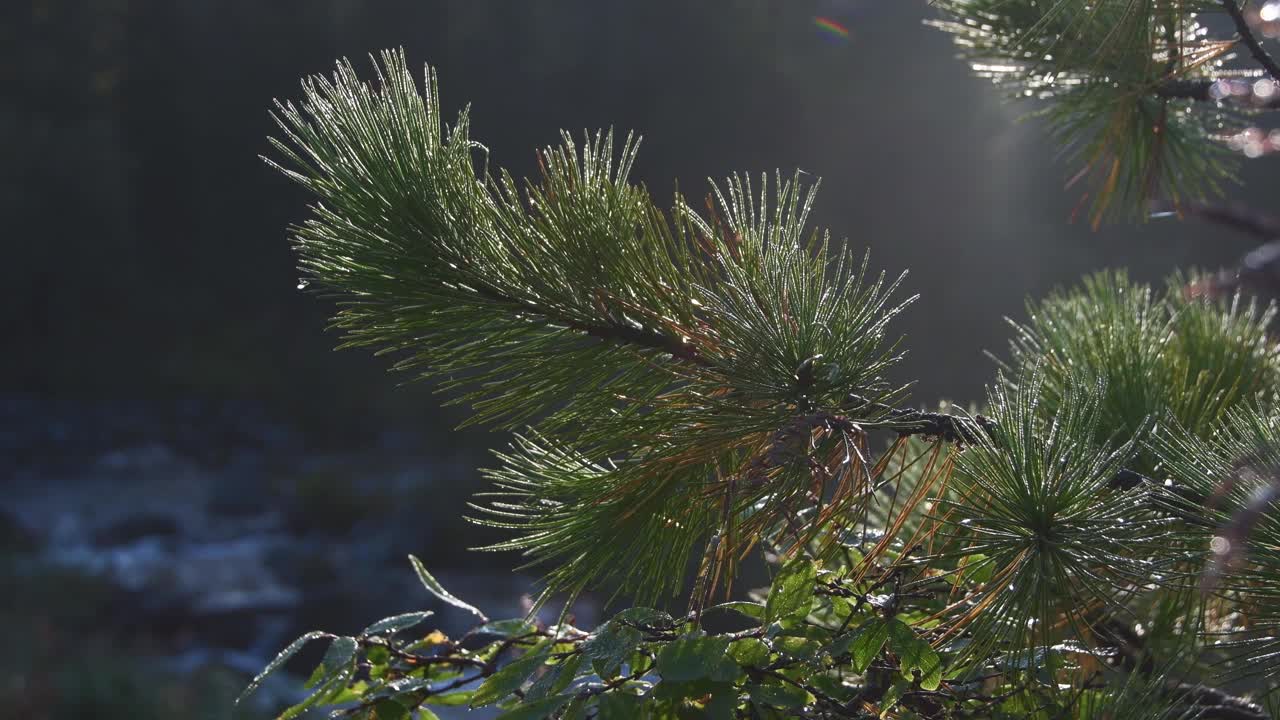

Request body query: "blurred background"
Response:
[3, 0, 1276, 717]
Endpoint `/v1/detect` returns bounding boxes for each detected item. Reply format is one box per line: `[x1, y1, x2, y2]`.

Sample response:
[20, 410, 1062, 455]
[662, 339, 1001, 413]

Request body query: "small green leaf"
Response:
[611, 606, 674, 627]
[774, 636, 820, 660]
[362, 611, 434, 636]
[494, 693, 573, 720]
[765, 556, 816, 623]
[583, 622, 643, 679]
[560, 696, 589, 720]
[950, 554, 994, 586]
[471, 644, 552, 707]
[526, 653, 584, 700]
[656, 636, 734, 683]
[879, 681, 905, 718]
[596, 692, 644, 719]
[652, 677, 721, 702]
[809, 673, 856, 703]
[887, 619, 942, 691]
[477, 618, 537, 637]
[371, 699, 409, 720]
[749, 682, 812, 709]
[841, 619, 890, 674]
[705, 601, 766, 622]
[729, 638, 770, 667]
[377, 677, 432, 699]
[322, 636, 359, 676]
[274, 636, 361, 719]
[303, 663, 327, 690]
[705, 685, 739, 720]
[367, 644, 390, 667]
[425, 689, 473, 706]
[236, 630, 328, 704]
[327, 679, 367, 704]
[280, 667, 357, 720]
[409, 554, 488, 622]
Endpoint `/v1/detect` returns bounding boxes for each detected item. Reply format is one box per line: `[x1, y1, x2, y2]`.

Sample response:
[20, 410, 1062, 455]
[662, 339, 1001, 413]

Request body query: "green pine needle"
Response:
[1151, 407, 1280, 692]
[930, 0, 1243, 224]
[1000, 270, 1280, 473]
[937, 368, 1171, 672]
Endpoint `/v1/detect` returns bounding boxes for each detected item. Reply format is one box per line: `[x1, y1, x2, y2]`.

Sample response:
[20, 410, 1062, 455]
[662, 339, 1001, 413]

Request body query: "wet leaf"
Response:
[596, 692, 644, 719]
[705, 601, 766, 622]
[833, 619, 890, 674]
[729, 637, 770, 667]
[656, 635, 735, 683]
[409, 554, 488, 622]
[425, 689, 473, 706]
[887, 619, 941, 690]
[611, 606, 674, 627]
[362, 611, 434, 637]
[765, 556, 816, 623]
[879, 681, 905, 718]
[494, 693, 573, 720]
[371, 699, 410, 720]
[749, 682, 812, 709]
[526, 653, 584, 700]
[322, 636, 359, 676]
[477, 618, 538, 637]
[471, 643, 552, 707]
[583, 622, 642, 679]
[236, 630, 328, 704]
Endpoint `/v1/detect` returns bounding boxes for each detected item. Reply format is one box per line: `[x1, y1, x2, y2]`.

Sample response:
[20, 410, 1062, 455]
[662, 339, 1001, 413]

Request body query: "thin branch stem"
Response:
[1221, 0, 1280, 81]
[843, 394, 994, 443]
[1176, 201, 1280, 241]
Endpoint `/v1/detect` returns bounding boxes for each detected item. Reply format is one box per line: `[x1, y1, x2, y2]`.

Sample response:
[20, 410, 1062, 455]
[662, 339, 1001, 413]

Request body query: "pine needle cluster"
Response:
[1001, 270, 1280, 472]
[929, 0, 1274, 225]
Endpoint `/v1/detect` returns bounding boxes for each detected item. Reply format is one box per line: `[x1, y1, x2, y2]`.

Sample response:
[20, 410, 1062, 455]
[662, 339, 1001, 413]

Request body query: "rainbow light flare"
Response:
[813, 16, 850, 40]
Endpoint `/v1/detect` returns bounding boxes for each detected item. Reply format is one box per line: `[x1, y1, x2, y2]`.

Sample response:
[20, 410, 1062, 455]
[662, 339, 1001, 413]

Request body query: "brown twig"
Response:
[1175, 201, 1280, 241]
[1221, 0, 1280, 82]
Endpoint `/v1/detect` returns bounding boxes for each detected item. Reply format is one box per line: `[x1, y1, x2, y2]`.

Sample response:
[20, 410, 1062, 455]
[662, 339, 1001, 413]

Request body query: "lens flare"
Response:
[813, 16, 851, 41]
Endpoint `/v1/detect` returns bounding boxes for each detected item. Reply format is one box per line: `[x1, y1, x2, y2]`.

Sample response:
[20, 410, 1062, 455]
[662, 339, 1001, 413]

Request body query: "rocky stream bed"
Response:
[0, 394, 597, 718]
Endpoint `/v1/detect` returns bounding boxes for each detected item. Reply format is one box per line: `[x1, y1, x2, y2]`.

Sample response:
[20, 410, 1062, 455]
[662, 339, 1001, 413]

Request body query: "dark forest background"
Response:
[2, 1, 1275, 718]
[7, 0, 1268, 432]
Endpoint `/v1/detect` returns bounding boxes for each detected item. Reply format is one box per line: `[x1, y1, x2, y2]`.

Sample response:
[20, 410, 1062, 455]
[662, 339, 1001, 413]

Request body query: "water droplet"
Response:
[1210, 535, 1231, 555]
[296, 280, 309, 290]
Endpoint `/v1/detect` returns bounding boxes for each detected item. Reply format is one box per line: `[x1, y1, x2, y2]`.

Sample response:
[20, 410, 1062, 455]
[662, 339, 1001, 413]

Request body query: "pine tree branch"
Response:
[1168, 202, 1280, 298]
[567, 319, 704, 365]
[1174, 682, 1269, 720]
[843, 393, 994, 443]
[1176, 201, 1280, 240]
[1221, 0, 1280, 82]
[559, 308, 992, 442]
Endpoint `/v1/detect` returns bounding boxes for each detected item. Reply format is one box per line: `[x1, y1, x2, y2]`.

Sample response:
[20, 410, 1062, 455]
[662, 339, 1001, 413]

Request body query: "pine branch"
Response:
[930, 0, 1246, 224]
[1171, 202, 1280, 299]
[1221, 0, 1280, 82]
[843, 393, 993, 443]
[1171, 680, 1269, 719]
[1175, 201, 1280, 240]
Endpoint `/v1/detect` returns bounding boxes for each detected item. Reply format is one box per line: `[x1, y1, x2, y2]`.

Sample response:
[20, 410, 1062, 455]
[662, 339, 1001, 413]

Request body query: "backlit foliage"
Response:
[243, 39, 1280, 719]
